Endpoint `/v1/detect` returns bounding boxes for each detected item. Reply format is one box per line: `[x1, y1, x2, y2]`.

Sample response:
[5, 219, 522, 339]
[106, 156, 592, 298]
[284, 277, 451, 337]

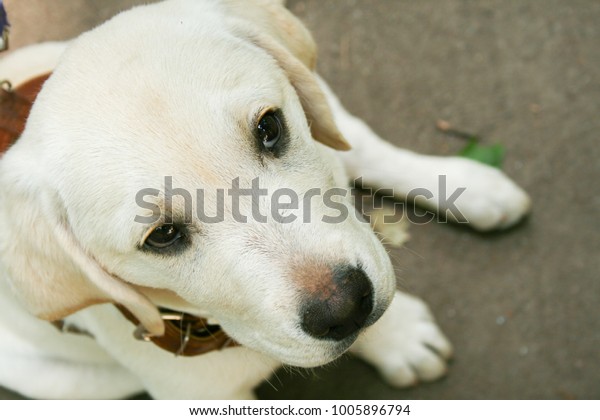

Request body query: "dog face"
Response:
[0, 0, 396, 367]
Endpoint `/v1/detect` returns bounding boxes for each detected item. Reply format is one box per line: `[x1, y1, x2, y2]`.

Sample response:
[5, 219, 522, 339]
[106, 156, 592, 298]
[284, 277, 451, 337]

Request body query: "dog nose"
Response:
[301, 266, 373, 341]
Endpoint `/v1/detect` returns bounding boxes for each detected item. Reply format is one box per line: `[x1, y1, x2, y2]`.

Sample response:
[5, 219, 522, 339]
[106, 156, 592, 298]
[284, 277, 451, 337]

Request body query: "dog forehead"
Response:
[54, 12, 286, 116]
[36, 2, 295, 183]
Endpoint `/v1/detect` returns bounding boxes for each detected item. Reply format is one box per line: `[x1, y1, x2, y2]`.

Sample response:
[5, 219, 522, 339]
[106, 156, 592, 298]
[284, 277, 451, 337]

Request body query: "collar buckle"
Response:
[117, 305, 239, 357]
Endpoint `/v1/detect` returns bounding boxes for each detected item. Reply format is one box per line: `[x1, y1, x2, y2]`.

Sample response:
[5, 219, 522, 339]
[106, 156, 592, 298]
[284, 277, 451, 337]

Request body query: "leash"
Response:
[1, 0, 9, 52]
[0, 70, 238, 357]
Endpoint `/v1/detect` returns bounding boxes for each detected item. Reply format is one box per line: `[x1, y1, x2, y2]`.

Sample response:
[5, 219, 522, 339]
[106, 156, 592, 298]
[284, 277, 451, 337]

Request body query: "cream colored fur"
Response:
[0, 0, 529, 399]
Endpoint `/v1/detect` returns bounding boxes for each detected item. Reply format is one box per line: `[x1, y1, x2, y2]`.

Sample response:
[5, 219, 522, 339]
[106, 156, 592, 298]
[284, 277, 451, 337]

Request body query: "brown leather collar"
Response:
[0, 74, 51, 155]
[3, 74, 238, 357]
[52, 304, 238, 357]
[116, 305, 238, 357]
[52, 305, 238, 357]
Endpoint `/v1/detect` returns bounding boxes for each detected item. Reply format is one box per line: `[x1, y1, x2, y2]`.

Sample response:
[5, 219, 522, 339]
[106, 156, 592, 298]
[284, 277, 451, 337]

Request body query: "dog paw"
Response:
[423, 157, 531, 231]
[351, 291, 453, 388]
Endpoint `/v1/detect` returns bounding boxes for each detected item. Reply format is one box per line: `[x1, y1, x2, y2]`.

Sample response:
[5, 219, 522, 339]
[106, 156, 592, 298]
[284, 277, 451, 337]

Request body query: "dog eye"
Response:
[145, 225, 182, 249]
[257, 111, 282, 150]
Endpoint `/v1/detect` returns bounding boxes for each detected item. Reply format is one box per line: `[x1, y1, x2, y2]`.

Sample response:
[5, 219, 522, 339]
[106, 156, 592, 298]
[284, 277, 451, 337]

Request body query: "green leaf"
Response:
[458, 141, 505, 168]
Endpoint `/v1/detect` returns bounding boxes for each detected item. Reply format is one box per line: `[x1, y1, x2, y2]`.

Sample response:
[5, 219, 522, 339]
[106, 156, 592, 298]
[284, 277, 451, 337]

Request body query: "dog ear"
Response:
[0, 152, 164, 336]
[222, 0, 318, 70]
[224, 1, 351, 151]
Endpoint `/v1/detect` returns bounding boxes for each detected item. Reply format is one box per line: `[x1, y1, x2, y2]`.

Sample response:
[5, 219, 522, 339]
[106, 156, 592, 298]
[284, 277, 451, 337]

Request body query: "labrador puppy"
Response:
[0, 0, 530, 399]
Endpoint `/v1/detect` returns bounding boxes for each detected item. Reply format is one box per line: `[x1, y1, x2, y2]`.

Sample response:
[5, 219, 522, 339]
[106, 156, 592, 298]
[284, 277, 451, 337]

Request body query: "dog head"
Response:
[0, 0, 396, 367]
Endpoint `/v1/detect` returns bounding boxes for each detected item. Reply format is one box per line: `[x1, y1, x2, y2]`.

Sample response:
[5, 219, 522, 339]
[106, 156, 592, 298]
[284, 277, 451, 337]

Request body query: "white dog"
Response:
[0, 0, 530, 399]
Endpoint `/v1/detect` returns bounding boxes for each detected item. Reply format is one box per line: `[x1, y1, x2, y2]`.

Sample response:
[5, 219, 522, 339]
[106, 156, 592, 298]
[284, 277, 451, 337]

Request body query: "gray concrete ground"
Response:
[1, 0, 598, 400]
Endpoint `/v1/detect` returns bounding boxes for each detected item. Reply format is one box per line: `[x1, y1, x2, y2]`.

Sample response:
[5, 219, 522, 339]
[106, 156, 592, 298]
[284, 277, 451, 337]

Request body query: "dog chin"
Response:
[266, 335, 358, 368]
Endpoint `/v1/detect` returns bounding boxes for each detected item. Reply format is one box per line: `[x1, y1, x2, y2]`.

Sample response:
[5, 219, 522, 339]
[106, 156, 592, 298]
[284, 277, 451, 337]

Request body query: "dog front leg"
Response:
[317, 76, 531, 231]
[350, 290, 453, 387]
